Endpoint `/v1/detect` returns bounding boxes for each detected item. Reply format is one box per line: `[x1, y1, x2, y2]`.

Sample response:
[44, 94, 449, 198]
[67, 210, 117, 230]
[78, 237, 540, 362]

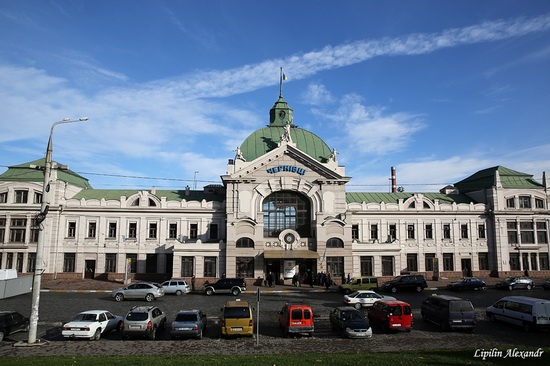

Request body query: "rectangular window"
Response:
[169, 223, 178, 239]
[16, 253, 23, 272]
[507, 222, 518, 244]
[33, 192, 42, 204]
[537, 222, 548, 244]
[520, 222, 535, 244]
[506, 197, 515, 208]
[531, 253, 538, 271]
[126, 254, 137, 273]
[209, 223, 218, 240]
[535, 198, 545, 209]
[406, 253, 418, 272]
[381, 256, 394, 276]
[181, 257, 194, 277]
[67, 221, 76, 238]
[478, 224, 486, 239]
[148, 222, 157, 239]
[108, 222, 117, 239]
[14, 190, 28, 204]
[63, 253, 76, 272]
[425, 253, 435, 272]
[105, 253, 117, 273]
[204, 257, 217, 277]
[443, 224, 451, 239]
[10, 218, 26, 243]
[0, 217, 5, 243]
[30, 219, 39, 243]
[509, 253, 520, 270]
[460, 224, 468, 239]
[519, 196, 531, 208]
[442, 253, 454, 271]
[478, 252, 489, 270]
[407, 224, 415, 239]
[540, 253, 549, 270]
[351, 224, 359, 240]
[360, 256, 373, 276]
[128, 222, 137, 239]
[27, 252, 36, 273]
[190, 223, 198, 240]
[88, 222, 97, 238]
[370, 224, 378, 241]
[0, 192, 7, 203]
[236, 257, 254, 278]
[326, 257, 344, 278]
[389, 224, 397, 242]
[425, 224, 433, 239]
[6, 253, 14, 269]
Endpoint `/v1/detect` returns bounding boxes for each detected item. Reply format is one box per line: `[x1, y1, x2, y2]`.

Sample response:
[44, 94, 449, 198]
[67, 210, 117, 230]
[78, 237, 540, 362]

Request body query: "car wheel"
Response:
[91, 328, 101, 341]
[0, 331, 4, 342]
[205, 288, 214, 296]
[391, 287, 397, 293]
[116, 321, 122, 332]
[527, 284, 532, 290]
[114, 293, 124, 302]
[175, 290, 182, 296]
[149, 327, 156, 340]
[145, 293, 155, 302]
[231, 288, 241, 296]
[354, 303, 362, 310]
[197, 330, 202, 340]
[488, 313, 496, 322]
[415, 286, 422, 293]
[421, 313, 427, 322]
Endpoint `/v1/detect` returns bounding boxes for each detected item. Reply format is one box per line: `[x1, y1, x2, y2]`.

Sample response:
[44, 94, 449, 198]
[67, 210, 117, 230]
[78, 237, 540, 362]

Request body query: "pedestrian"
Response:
[267, 271, 274, 287]
[191, 275, 196, 292]
[326, 272, 331, 290]
[347, 273, 351, 284]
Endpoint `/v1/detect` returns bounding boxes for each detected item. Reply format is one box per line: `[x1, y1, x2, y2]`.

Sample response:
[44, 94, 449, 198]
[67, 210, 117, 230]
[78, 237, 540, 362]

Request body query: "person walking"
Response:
[326, 272, 331, 290]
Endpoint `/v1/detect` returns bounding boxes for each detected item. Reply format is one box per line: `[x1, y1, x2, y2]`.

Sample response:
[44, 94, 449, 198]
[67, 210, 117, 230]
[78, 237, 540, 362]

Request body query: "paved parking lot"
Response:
[1, 280, 549, 358]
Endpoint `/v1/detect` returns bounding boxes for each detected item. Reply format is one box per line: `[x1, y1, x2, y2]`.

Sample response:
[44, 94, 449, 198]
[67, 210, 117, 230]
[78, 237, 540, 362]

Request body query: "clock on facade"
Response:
[284, 233, 295, 244]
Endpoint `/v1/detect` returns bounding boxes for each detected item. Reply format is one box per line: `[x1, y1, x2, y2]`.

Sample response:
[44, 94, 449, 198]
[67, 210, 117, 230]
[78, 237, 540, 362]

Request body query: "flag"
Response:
[283, 73, 288, 81]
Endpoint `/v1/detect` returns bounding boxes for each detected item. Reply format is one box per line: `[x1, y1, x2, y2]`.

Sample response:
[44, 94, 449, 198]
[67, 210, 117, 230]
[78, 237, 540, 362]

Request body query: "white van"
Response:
[486, 296, 550, 332]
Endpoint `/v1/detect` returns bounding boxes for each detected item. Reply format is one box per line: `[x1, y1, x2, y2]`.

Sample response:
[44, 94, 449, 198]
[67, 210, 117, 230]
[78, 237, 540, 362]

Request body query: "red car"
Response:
[367, 300, 413, 332]
[278, 303, 314, 337]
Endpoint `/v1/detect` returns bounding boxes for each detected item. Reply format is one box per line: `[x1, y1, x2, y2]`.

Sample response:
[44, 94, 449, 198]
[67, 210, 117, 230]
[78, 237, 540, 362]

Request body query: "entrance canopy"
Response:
[263, 250, 319, 259]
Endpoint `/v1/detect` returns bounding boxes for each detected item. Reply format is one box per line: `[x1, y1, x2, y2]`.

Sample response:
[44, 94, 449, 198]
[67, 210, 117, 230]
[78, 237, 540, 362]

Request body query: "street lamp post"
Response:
[28, 117, 89, 344]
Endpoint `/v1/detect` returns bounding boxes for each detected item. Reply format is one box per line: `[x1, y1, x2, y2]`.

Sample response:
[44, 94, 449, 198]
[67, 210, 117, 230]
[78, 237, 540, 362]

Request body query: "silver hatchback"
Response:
[111, 282, 165, 302]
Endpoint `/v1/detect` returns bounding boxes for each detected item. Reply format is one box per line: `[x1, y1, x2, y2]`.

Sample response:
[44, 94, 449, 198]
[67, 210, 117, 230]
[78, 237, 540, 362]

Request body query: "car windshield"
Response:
[450, 301, 474, 312]
[126, 312, 148, 321]
[343, 311, 363, 321]
[224, 307, 250, 318]
[73, 313, 97, 322]
[175, 314, 198, 322]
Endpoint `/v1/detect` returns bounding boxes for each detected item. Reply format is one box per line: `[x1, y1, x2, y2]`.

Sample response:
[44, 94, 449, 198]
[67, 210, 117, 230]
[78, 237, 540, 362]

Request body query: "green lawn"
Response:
[2, 350, 549, 366]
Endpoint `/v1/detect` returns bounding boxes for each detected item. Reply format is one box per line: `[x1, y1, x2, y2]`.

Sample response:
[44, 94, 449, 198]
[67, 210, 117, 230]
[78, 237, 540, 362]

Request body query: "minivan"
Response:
[278, 303, 314, 337]
[486, 296, 550, 332]
[219, 299, 254, 337]
[421, 295, 476, 332]
[339, 276, 378, 294]
[367, 300, 413, 332]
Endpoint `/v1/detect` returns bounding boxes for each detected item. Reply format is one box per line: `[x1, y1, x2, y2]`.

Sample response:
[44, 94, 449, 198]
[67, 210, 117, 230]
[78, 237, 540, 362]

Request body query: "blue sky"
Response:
[1, 1, 550, 192]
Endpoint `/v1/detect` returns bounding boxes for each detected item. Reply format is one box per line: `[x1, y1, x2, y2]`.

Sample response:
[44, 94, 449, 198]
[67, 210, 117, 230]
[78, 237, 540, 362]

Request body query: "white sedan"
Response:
[343, 290, 396, 309]
[62, 310, 123, 340]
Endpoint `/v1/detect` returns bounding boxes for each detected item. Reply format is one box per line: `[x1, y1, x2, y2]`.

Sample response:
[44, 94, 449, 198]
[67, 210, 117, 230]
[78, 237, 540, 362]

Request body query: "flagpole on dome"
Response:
[279, 67, 288, 98]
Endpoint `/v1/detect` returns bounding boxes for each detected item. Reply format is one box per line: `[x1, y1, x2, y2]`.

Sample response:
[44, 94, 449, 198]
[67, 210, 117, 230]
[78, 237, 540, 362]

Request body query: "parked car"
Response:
[120, 306, 166, 340]
[421, 295, 476, 332]
[447, 277, 486, 291]
[169, 310, 207, 339]
[204, 278, 247, 296]
[161, 279, 191, 295]
[111, 282, 165, 302]
[380, 274, 427, 293]
[278, 303, 314, 337]
[541, 278, 550, 291]
[368, 300, 413, 332]
[220, 300, 254, 337]
[62, 310, 123, 340]
[329, 306, 372, 339]
[486, 296, 550, 332]
[495, 277, 534, 291]
[343, 290, 396, 309]
[0, 311, 29, 342]
[339, 276, 378, 294]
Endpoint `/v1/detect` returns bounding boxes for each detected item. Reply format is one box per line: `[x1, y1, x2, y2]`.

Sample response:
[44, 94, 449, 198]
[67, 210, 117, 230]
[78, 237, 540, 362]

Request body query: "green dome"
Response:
[240, 126, 332, 163]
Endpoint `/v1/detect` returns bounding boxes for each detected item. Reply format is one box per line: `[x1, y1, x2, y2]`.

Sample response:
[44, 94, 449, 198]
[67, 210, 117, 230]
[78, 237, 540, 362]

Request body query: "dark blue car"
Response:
[447, 277, 486, 291]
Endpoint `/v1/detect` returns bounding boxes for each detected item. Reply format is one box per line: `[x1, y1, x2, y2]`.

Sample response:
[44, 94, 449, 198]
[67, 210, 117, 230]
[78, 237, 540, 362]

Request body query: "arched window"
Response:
[326, 237, 344, 248]
[236, 237, 254, 248]
[262, 191, 311, 238]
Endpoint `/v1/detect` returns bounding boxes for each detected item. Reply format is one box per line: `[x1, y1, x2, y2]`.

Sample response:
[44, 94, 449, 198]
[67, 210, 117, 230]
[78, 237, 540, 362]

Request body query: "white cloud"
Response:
[301, 83, 334, 105]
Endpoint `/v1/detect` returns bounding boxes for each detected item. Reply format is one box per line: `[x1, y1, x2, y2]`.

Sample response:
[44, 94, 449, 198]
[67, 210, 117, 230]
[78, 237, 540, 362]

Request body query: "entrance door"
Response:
[461, 258, 472, 277]
[85, 260, 96, 279]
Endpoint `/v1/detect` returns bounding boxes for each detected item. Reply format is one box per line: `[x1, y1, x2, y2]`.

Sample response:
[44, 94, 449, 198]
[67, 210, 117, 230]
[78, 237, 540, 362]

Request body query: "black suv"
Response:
[381, 274, 427, 293]
[204, 278, 247, 296]
[0, 311, 29, 342]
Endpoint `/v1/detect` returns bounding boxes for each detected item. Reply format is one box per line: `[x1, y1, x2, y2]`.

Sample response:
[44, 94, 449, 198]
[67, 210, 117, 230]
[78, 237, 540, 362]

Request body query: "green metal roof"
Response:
[454, 166, 543, 193]
[240, 126, 332, 163]
[346, 192, 475, 204]
[0, 159, 92, 189]
[71, 189, 225, 202]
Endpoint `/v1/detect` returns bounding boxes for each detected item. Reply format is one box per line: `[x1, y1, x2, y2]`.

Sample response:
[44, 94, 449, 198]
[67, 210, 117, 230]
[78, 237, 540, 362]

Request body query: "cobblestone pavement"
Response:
[0, 277, 548, 359]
